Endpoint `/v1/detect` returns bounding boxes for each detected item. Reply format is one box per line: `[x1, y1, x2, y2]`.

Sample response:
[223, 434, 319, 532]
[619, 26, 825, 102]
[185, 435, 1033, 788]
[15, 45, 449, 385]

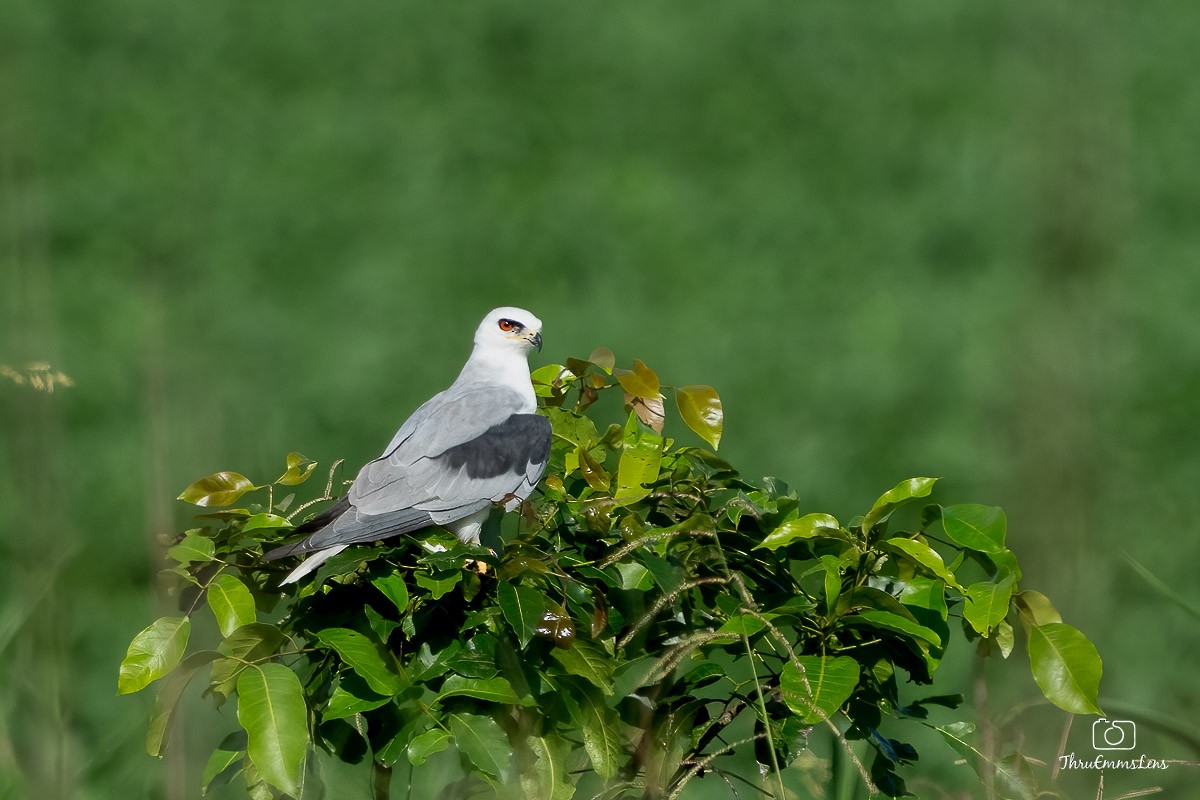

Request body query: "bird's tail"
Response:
[262, 495, 351, 561]
[279, 544, 349, 585]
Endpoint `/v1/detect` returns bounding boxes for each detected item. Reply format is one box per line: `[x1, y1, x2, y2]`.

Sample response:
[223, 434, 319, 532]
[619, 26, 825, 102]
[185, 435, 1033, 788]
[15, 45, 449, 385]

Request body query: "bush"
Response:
[119, 351, 1103, 798]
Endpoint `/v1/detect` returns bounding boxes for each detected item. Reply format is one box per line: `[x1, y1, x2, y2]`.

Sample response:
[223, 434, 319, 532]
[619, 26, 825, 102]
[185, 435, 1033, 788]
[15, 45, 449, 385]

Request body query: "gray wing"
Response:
[351, 387, 530, 512]
[409, 412, 552, 516]
[265, 395, 551, 558]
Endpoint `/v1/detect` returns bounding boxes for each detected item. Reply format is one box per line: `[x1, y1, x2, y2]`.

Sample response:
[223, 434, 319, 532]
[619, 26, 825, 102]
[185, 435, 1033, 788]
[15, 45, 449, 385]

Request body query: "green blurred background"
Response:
[3, 0, 1198, 797]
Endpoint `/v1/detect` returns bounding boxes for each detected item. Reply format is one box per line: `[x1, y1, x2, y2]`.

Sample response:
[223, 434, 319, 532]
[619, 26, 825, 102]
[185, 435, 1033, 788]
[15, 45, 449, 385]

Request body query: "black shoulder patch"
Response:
[437, 413, 552, 479]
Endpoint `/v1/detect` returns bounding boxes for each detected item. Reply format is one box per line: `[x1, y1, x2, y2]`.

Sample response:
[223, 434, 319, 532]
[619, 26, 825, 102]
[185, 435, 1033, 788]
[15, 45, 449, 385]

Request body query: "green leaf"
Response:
[615, 359, 660, 399]
[614, 412, 663, 504]
[682, 661, 726, 689]
[822, 555, 842, 615]
[577, 447, 611, 491]
[407, 728, 451, 766]
[1028, 623, 1104, 715]
[323, 676, 389, 721]
[963, 575, 1016, 635]
[931, 721, 1034, 794]
[897, 578, 948, 621]
[371, 573, 410, 614]
[194, 509, 252, 521]
[210, 624, 286, 698]
[147, 651, 220, 756]
[449, 712, 512, 781]
[437, 675, 521, 704]
[415, 570, 461, 600]
[674, 385, 723, 449]
[522, 734, 575, 800]
[987, 547, 1023, 581]
[883, 538, 964, 591]
[373, 719, 421, 768]
[932, 721, 980, 777]
[862, 477, 938, 531]
[531, 363, 571, 392]
[780, 655, 860, 724]
[611, 656, 658, 699]
[497, 582, 546, 649]
[365, 605, 400, 644]
[996, 753, 1038, 800]
[243, 760, 274, 800]
[895, 578, 951, 662]
[717, 613, 777, 637]
[545, 406, 602, 452]
[995, 620, 1015, 659]
[240, 513, 292, 533]
[550, 639, 613, 695]
[315, 628, 406, 696]
[842, 611, 942, 647]
[837, 586, 921, 619]
[641, 552, 682, 593]
[588, 347, 615, 373]
[274, 452, 316, 486]
[178, 471, 258, 507]
[499, 556, 551, 581]
[939, 504, 1006, 554]
[617, 562, 653, 591]
[118, 616, 191, 695]
[562, 684, 622, 779]
[236, 664, 309, 796]
[755, 513, 842, 550]
[201, 732, 245, 795]
[167, 531, 215, 565]
[1013, 589, 1062, 628]
[207, 574, 256, 637]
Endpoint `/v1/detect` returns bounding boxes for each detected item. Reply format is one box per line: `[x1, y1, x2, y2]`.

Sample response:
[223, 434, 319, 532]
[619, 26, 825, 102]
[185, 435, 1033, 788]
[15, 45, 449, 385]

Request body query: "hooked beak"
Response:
[530, 331, 543, 352]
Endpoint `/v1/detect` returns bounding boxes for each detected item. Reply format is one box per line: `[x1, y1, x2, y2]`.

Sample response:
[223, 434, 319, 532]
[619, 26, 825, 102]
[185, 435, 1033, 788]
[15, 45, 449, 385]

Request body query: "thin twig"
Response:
[665, 734, 768, 800]
[1052, 714, 1074, 783]
[713, 766, 775, 799]
[286, 459, 345, 522]
[645, 631, 742, 685]
[1109, 789, 1164, 800]
[645, 490, 705, 505]
[617, 576, 730, 649]
[598, 529, 718, 569]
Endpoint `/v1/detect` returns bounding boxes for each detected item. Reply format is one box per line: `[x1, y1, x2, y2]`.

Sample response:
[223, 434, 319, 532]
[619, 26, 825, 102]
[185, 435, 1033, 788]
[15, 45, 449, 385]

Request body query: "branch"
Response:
[665, 734, 768, 800]
[617, 576, 730, 649]
[598, 529, 718, 569]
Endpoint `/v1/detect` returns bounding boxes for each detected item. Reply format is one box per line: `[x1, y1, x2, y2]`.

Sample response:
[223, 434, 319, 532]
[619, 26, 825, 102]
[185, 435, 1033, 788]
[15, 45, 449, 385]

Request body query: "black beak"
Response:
[531, 331, 543, 352]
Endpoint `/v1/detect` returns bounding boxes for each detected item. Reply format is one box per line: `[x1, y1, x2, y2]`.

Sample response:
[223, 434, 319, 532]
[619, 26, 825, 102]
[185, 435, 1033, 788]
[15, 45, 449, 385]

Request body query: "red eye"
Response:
[498, 319, 516, 332]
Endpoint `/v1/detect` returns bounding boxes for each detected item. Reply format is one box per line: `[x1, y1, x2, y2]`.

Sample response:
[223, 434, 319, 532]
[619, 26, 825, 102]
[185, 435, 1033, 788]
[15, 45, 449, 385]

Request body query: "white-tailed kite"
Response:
[265, 307, 551, 584]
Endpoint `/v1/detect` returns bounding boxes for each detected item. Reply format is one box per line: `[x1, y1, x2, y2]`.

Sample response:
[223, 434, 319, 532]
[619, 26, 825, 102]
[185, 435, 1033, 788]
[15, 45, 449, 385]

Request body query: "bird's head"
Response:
[475, 307, 543, 353]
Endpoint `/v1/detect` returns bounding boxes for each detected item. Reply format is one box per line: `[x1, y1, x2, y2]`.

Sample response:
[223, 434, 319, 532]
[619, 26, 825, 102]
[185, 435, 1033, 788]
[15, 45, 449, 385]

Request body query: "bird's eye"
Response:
[498, 319, 518, 332]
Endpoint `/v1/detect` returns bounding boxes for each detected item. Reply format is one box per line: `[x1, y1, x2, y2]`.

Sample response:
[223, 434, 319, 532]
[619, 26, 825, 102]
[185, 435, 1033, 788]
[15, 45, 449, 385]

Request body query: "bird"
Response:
[264, 307, 552, 584]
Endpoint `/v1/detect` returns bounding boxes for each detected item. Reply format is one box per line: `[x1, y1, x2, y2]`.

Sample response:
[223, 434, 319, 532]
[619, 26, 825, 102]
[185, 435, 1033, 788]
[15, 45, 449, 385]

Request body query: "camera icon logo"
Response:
[1092, 718, 1136, 751]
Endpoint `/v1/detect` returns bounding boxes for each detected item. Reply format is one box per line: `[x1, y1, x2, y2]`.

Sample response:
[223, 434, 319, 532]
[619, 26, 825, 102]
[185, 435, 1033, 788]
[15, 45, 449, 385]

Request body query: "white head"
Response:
[473, 307, 543, 354]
